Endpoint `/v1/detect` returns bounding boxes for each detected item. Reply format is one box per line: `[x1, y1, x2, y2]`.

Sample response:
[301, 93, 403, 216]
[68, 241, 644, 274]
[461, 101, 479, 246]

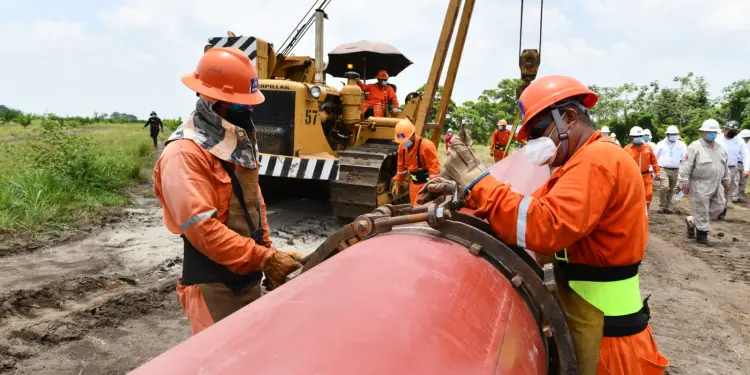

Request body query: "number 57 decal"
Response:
[305, 109, 319, 125]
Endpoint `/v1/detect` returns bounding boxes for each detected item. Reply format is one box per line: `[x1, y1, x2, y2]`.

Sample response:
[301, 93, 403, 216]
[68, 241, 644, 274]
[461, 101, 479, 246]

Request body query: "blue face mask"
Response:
[644, 135, 651, 142]
[704, 133, 717, 142]
[403, 139, 414, 148]
[498, 126, 505, 131]
[602, 132, 609, 137]
[668, 135, 678, 142]
[633, 137, 644, 145]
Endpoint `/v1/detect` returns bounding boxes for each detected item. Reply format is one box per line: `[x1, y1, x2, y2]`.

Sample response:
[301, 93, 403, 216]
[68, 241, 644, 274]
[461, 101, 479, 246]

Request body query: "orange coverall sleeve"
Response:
[386, 86, 399, 108]
[466, 160, 616, 254]
[648, 145, 660, 175]
[421, 140, 441, 179]
[158, 146, 271, 274]
[393, 146, 409, 182]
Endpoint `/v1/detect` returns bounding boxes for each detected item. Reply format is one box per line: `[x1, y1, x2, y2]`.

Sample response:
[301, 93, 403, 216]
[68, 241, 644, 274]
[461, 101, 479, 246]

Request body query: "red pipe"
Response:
[130, 232, 548, 375]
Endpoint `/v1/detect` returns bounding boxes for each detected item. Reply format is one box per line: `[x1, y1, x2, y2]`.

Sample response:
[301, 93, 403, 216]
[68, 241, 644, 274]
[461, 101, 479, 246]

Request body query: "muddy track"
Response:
[0, 180, 337, 374]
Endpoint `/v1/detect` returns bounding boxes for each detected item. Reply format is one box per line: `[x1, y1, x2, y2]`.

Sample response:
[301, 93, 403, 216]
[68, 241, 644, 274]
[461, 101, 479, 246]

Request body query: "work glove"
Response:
[391, 107, 400, 114]
[654, 173, 660, 182]
[418, 135, 485, 204]
[261, 249, 303, 289]
[391, 180, 408, 197]
[723, 183, 731, 197]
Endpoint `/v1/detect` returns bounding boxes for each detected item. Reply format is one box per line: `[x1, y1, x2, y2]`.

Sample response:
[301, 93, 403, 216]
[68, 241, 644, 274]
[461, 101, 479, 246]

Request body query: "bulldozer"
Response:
[202, 8, 422, 220]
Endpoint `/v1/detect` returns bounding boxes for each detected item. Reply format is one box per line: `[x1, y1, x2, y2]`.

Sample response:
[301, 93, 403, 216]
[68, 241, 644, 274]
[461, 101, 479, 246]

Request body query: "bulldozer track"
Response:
[330, 141, 401, 219]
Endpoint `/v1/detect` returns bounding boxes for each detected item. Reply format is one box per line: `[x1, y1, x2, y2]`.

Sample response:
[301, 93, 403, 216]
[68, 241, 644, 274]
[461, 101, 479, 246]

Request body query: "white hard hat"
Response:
[739, 129, 750, 138]
[601, 126, 610, 133]
[699, 119, 721, 132]
[643, 129, 652, 136]
[629, 126, 644, 137]
[447, 128, 453, 133]
[666, 125, 679, 135]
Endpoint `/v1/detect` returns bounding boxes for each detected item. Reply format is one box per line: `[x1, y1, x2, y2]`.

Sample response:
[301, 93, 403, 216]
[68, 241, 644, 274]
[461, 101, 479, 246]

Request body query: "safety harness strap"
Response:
[555, 249, 649, 337]
[219, 160, 264, 243]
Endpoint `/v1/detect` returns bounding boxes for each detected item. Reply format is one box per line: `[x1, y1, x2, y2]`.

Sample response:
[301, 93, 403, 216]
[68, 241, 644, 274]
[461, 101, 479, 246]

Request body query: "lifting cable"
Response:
[518, 0, 543, 56]
[278, 0, 333, 58]
[504, 0, 544, 159]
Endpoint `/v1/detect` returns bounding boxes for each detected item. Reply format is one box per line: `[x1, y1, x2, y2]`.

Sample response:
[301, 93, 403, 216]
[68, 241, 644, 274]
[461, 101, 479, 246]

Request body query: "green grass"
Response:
[437, 141, 501, 167]
[0, 123, 162, 234]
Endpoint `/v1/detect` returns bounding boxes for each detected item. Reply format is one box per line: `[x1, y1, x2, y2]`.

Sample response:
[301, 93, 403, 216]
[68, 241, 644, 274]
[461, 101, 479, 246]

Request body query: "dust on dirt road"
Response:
[0, 190, 748, 374]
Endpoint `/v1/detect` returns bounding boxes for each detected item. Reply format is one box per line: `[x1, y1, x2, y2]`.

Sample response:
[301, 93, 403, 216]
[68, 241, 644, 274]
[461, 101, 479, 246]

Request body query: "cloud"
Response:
[0, 0, 748, 119]
[31, 20, 86, 42]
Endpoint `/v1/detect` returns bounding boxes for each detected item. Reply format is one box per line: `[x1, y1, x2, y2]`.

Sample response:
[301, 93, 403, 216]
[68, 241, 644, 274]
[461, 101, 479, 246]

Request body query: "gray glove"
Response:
[418, 134, 486, 204]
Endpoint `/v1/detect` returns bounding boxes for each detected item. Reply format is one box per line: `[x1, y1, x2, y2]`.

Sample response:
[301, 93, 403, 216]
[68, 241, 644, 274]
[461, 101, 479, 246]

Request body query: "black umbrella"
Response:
[327, 40, 412, 80]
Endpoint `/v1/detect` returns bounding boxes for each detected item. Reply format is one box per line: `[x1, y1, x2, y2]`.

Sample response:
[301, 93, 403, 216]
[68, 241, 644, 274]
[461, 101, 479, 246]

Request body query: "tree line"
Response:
[0, 105, 142, 127]
[419, 73, 750, 145]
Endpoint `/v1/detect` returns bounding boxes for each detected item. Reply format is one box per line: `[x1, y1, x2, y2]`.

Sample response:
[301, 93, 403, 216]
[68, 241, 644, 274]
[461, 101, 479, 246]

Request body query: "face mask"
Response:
[668, 135, 678, 142]
[524, 136, 559, 166]
[601, 132, 609, 137]
[644, 135, 651, 142]
[633, 137, 643, 145]
[380, 80, 388, 86]
[403, 139, 414, 148]
[704, 133, 717, 142]
[223, 109, 253, 130]
[498, 126, 505, 131]
[727, 130, 738, 138]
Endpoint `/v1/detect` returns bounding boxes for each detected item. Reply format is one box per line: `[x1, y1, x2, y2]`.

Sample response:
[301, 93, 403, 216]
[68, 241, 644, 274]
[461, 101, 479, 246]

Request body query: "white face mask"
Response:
[524, 136, 559, 166]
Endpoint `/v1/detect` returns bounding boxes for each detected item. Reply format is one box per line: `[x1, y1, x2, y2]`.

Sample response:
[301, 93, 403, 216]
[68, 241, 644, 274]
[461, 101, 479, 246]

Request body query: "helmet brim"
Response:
[182, 74, 265, 106]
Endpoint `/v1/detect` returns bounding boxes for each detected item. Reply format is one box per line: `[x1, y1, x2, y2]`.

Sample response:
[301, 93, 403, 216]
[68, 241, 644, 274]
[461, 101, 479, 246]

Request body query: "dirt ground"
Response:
[0, 184, 748, 374]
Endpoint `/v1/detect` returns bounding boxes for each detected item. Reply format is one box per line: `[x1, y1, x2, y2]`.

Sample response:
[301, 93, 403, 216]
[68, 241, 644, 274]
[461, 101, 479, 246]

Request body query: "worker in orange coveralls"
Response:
[391, 119, 440, 207]
[357, 70, 399, 118]
[153, 47, 306, 335]
[624, 126, 661, 210]
[490, 119, 511, 162]
[419, 75, 669, 375]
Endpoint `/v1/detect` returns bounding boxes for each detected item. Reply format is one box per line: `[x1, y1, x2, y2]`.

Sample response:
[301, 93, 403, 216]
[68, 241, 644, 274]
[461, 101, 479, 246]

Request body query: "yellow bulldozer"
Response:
[203, 9, 423, 219]
[202, 0, 543, 220]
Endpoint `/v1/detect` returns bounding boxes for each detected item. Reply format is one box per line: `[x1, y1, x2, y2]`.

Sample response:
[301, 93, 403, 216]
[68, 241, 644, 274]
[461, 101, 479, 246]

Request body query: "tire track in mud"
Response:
[0, 195, 339, 374]
[646, 199, 750, 374]
[0, 257, 182, 373]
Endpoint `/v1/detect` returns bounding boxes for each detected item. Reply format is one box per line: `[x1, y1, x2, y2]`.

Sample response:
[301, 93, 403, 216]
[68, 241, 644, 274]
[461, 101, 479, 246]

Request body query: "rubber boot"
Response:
[696, 230, 709, 245]
[685, 217, 695, 239]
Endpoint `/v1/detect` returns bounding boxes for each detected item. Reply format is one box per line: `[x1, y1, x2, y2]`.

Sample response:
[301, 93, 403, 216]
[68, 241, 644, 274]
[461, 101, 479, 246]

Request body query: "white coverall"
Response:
[678, 139, 730, 232]
[715, 136, 750, 202]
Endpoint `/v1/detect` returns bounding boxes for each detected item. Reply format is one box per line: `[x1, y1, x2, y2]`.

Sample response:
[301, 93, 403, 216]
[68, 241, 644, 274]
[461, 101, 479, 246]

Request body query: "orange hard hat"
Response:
[516, 75, 598, 140]
[376, 70, 389, 80]
[497, 119, 508, 126]
[394, 119, 415, 144]
[181, 47, 265, 106]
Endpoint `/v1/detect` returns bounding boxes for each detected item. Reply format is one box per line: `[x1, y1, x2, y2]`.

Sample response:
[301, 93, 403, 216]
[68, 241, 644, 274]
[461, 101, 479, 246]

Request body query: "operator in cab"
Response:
[358, 70, 399, 118]
[418, 75, 669, 375]
[391, 119, 440, 207]
[153, 47, 305, 335]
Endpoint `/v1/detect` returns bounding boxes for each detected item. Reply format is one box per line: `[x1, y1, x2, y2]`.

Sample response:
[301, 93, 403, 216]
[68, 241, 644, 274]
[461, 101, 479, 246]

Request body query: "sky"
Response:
[0, 0, 748, 119]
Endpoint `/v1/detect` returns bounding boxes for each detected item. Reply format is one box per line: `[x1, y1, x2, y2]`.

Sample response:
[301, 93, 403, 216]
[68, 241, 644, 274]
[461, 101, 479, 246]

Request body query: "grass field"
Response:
[437, 141, 507, 167]
[0, 122, 163, 234]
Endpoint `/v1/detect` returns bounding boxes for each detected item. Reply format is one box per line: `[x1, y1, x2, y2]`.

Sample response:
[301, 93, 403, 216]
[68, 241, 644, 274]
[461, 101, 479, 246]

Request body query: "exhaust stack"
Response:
[314, 9, 327, 84]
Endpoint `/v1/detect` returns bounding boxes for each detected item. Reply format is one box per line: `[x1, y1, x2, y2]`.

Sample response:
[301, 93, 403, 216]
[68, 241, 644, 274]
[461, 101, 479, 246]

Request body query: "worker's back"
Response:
[535, 134, 647, 268]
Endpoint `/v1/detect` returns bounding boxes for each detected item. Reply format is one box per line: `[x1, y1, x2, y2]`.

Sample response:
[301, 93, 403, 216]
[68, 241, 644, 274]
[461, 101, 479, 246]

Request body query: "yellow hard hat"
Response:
[497, 119, 508, 126]
[394, 119, 415, 144]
